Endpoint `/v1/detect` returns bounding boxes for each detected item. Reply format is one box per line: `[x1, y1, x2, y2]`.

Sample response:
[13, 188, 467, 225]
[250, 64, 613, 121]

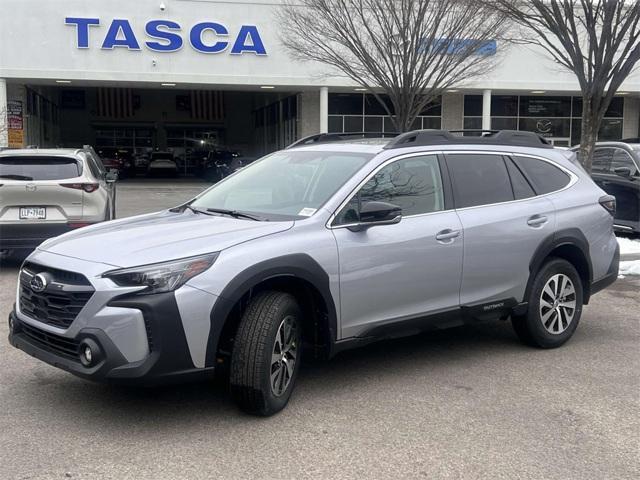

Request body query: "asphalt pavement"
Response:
[0, 179, 638, 480]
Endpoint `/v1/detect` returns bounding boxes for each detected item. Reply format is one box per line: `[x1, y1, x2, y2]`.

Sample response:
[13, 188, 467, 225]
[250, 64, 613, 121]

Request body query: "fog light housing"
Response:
[79, 339, 101, 367]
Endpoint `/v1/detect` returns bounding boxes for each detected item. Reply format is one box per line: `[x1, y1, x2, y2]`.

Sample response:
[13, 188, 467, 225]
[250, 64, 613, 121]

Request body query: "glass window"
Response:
[598, 119, 623, 141]
[519, 96, 572, 117]
[572, 97, 624, 118]
[420, 99, 442, 116]
[491, 95, 519, 117]
[464, 95, 482, 116]
[328, 94, 363, 115]
[383, 117, 398, 133]
[491, 117, 518, 130]
[192, 151, 371, 219]
[446, 154, 514, 208]
[591, 148, 613, 173]
[512, 156, 570, 194]
[344, 116, 364, 132]
[0, 156, 81, 181]
[364, 94, 394, 115]
[611, 148, 638, 175]
[364, 116, 383, 132]
[519, 118, 570, 137]
[335, 155, 445, 224]
[463, 117, 482, 133]
[423, 117, 442, 129]
[505, 158, 536, 199]
[328, 116, 343, 133]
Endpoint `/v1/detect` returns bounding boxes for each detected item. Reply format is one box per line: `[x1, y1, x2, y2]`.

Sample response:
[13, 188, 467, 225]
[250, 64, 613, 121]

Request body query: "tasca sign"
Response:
[65, 17, 267, 55]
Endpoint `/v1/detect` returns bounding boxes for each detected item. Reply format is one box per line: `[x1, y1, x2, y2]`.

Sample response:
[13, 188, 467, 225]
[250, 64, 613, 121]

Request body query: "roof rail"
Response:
[287, 131, 398, 149]
[383, 129, 553, 150]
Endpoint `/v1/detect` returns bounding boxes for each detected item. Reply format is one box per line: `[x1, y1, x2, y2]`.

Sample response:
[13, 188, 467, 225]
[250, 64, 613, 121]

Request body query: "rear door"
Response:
[606, 148, 640, 226]
[445, 152, 558, 307]
[0, 155, 84, 223]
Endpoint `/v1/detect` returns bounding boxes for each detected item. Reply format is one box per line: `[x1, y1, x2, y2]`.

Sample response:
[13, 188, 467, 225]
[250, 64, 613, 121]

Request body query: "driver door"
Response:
[330, 153, 463, 339]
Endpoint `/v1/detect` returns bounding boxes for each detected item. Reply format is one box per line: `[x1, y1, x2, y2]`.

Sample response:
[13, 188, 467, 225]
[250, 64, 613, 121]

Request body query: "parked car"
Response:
[97, 147, 133, 178]
[573, 142, 640, 234]
[147, 151, 178, 177]
[0, 147, 117, 256]
[9, 130, 619, 416]
[200, 149, 244, 182]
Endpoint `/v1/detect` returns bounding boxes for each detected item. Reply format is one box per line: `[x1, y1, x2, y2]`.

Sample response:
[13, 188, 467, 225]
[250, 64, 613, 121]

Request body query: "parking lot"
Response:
[0, 181, 638, 480]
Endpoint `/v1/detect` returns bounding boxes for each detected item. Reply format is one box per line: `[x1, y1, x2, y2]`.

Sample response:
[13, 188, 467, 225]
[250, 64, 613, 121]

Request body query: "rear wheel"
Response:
[512, 258, 583, 348]
[230, 291, 302, 416]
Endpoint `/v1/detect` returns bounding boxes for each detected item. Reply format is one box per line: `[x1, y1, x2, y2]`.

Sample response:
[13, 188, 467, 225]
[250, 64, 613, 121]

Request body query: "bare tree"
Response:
[278, 0, 510, 132]
[490, 0, 640, 172]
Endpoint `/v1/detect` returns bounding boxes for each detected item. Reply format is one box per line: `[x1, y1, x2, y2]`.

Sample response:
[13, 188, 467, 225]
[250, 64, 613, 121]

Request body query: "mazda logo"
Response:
[25, 183, 37, 192]
[536, 119, 552, 134]
[30, 273, 48, 293]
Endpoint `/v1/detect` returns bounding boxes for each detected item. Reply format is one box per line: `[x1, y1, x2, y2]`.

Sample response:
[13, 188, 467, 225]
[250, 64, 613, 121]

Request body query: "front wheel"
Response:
[512, 258, 583, 348]
[230, 291, 302, 416]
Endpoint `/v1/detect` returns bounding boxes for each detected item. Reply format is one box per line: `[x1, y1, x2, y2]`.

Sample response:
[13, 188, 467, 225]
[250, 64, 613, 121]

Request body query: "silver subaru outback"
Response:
[8, 130, 619, 416]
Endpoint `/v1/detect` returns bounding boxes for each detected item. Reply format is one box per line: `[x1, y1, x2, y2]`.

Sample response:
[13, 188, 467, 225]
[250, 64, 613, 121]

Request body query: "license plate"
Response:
[19, 207, 46, 220]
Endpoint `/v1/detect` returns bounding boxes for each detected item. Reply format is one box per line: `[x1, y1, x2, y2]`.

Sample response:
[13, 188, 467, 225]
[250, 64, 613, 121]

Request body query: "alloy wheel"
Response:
[270, 315, 299, 397]
[539, 273, 577, 335]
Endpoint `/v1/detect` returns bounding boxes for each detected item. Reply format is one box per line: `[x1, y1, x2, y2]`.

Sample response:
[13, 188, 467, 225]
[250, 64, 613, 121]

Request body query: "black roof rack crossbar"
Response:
[383, 129, 553, 149]
[287, 131, 399, 149]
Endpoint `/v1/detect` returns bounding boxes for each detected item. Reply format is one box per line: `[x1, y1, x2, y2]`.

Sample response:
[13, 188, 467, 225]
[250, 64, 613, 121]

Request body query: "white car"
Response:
[0, 147, 117, 255]
[147, 152, 178, 176]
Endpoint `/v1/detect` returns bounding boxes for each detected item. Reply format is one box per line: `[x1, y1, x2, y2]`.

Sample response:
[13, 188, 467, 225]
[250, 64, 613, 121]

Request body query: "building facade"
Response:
[1, 0, 639, 156]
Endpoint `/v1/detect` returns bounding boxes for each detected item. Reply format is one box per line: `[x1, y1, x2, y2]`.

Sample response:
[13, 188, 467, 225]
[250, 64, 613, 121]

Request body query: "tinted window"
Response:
[446, 154, 513, 208]
[505, 158, 536, 199]
[512, 156, 570, 194]
[611, 148, 638, 175]
[335, 155, 444, 224]
[591, 148, 613, 173]
[0, 156, 81, 181]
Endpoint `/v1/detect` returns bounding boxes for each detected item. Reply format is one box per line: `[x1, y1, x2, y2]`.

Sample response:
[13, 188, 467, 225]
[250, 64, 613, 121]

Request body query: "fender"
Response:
[524, 227, 592, 306]
[204, 254, 338, 367]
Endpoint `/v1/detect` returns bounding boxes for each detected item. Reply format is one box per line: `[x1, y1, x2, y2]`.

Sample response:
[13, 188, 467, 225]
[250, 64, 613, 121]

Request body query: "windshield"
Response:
[191, 150, 372, 219]
[0, 156, 81, 181]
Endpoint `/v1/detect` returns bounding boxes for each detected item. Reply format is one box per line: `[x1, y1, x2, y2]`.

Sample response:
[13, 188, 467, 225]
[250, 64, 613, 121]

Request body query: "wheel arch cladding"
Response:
[204, 254, 337, 367]
[527, 228, 593, 304]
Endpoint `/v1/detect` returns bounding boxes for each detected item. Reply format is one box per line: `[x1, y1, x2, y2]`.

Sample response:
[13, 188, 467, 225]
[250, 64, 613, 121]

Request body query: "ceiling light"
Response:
[55, 80, 72, 84]
[261, 86, 275, 89]
[354, 88, 367, 92]
[530, 90, 546, 94]
[447, 89, 459, 93]
[618, 92, 629, 95]
[161, 83, 176, 87]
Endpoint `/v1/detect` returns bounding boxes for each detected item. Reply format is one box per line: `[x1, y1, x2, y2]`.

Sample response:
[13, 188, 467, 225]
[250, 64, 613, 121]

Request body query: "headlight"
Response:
[103, 253, 218, 294]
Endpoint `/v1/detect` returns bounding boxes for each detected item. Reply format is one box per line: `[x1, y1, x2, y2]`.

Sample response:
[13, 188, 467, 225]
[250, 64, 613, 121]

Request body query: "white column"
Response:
[482, 89, 492, 131]
[0, 78, 7, 148]
[320, 86, 329, 134]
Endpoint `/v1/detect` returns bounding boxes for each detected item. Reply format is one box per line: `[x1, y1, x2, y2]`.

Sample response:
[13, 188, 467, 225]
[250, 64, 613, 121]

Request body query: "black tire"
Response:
[512, 258, 583, 348]
[230, 291, 302, 416]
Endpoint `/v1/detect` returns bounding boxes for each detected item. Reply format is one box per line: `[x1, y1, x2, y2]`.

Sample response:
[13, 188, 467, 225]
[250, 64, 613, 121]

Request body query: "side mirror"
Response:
[613, 166, 633, 178]
[348, 201, 402, 232]
[105, 169, 118, 183]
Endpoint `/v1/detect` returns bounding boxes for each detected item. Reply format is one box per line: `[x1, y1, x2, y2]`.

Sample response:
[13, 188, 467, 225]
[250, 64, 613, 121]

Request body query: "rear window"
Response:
[512, 156, 570, 194]
[446, 154, 514, 208]
[0, 156, 81, 181]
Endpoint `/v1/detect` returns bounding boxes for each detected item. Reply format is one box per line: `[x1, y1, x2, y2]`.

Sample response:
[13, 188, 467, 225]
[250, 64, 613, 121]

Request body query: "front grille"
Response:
[20, 322, 81, 361]
[19, 263, 94, 329]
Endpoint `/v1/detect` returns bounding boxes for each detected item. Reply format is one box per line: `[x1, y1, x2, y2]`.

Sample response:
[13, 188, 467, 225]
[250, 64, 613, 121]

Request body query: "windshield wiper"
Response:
[206, 208, 261, 221]
[0, 174, 34, 180]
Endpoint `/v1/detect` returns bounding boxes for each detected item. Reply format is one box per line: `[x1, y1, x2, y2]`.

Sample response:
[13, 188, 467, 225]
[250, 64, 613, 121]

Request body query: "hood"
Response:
[40, 210, 294, 268]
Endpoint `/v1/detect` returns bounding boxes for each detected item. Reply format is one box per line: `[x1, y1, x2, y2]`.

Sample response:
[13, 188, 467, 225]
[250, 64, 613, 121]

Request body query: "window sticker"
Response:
[298, 207, 317, 217]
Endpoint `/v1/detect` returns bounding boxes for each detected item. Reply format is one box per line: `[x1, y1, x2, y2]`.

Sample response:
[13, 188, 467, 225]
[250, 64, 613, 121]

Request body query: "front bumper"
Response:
[9, 293, 216, 385]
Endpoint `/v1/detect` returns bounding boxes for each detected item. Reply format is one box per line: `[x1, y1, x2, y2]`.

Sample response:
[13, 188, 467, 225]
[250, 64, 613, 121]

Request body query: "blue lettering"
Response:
[102, 19, 140, 50]
[190, 22, 228, 53]
[145, 20, 183, 52]
[65, 17, 100, 49]
[231, 25, 267, 55]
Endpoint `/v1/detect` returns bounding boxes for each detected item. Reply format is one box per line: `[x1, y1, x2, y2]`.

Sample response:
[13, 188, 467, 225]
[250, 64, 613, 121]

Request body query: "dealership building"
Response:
[1, 0, 639, 159]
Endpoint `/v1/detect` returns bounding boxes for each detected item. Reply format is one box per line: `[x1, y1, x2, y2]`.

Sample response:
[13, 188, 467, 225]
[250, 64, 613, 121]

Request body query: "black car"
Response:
[576, 142, 640, 234]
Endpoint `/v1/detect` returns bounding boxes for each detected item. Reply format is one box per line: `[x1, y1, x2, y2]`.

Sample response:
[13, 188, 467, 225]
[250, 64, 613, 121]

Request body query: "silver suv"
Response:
[8, 130, 619, 416]
[0, 147, 117, 255]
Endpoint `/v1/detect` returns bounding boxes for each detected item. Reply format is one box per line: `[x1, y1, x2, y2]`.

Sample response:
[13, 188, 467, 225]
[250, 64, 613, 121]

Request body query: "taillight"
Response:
[599, 195, 616, 216]
[61, 183, 100, 193]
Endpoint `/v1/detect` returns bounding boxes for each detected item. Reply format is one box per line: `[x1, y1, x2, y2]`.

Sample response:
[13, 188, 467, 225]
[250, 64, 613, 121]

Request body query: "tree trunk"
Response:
[578, 97, 598, 173]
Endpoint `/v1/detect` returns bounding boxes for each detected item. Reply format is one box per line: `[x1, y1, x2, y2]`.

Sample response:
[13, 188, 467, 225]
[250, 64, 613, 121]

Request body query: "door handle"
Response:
[527, 215, 548, 227]
[436, 229, 460, 242]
